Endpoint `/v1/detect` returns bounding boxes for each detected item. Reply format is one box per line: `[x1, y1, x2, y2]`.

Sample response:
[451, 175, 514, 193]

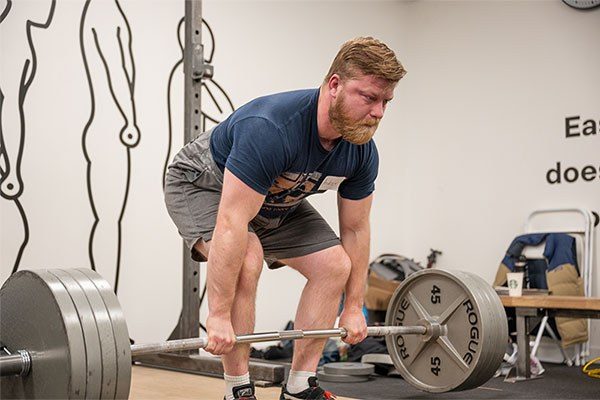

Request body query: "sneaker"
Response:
[280, 377, 337, 399]
[224, 383, 257, 400]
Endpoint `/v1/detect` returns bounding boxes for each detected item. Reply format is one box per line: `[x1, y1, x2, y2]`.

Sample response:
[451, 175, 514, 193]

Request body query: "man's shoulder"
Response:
[232, 88, 318, 125]
[257, 88, 319, 106]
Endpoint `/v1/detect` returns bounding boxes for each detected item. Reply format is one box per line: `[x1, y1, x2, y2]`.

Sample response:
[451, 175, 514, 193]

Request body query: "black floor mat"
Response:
[318, 363, 599, 400]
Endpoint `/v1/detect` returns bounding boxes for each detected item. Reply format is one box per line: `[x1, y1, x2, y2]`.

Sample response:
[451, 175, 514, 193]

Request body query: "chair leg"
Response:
[530, 316, 547, 359]
[545, 322, 573, 367]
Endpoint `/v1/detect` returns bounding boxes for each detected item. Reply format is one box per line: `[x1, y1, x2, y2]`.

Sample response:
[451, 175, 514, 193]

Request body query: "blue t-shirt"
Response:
[210, 88, 379, 219]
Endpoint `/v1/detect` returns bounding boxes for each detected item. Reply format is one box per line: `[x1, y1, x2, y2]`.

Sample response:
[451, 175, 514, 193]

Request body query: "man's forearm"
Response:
[340, 226, 370, 310]
[206, 219, 248, 317]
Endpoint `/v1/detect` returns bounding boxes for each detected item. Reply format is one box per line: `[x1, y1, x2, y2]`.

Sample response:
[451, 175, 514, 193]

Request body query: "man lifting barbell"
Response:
[163, 37, 405, 400]
[0, 33, 508, 399]
[0, 33, 511, 399]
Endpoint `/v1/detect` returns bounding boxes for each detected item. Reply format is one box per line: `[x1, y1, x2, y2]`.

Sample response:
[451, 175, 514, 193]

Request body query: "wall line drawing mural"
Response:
[162, 17, 235, 187]
[80, 0, 139, 293]
[0, 0, 56, 273]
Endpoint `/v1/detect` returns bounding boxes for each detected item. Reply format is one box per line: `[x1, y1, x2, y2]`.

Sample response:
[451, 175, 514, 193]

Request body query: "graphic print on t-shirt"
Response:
[260, 171, 345, 218]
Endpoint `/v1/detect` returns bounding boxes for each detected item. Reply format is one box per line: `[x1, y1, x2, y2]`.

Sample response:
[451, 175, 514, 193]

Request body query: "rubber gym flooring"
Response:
[130, 363, 599, 399]
[320, 363, 599, 399]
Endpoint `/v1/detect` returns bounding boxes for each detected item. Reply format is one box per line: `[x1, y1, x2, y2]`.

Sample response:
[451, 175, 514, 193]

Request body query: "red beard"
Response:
[329, 94, 380, 145]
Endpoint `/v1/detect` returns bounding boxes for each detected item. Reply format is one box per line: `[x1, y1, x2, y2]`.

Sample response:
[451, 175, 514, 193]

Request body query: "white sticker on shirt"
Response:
[319, 175, 346, 191]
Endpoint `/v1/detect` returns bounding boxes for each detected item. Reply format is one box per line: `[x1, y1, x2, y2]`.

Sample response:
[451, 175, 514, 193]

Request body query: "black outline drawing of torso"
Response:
[80, 0, 139, 293]
[0, 0, 56, 273]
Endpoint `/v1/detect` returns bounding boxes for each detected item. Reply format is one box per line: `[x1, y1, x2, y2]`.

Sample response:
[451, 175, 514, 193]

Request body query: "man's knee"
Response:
[317, 246, 352, 284]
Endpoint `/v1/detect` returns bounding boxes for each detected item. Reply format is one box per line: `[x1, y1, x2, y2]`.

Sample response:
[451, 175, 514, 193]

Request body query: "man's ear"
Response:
[327, 74, 341, 98]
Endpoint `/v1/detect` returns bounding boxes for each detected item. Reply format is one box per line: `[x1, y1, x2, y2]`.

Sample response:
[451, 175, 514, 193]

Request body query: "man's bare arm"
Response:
[338, 194, 372, 310]
[208, 168, 265, 318]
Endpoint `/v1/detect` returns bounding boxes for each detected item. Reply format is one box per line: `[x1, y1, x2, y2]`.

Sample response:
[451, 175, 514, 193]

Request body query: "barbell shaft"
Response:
[1, 325, 427, 375]
[130, 325, 427, 357]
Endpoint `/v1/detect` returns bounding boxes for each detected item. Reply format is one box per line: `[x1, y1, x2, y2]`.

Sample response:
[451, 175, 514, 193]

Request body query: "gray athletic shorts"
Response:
[163, 130, 341, 268]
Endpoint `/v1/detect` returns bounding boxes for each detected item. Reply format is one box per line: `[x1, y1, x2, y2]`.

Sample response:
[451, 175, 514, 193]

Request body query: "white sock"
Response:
[286, 370, 316, 394]
[224, 372, 250, 400]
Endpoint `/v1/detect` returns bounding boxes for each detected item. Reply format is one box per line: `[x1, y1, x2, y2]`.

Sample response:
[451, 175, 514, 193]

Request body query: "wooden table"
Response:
[499, 295, 600, 382]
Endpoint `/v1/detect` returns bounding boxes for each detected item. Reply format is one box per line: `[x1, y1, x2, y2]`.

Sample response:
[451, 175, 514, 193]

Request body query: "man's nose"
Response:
[370, 101, 385, 119]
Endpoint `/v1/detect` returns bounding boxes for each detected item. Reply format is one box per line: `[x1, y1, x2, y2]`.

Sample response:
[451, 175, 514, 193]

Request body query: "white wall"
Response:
[373, 0, 600, 356]
[1, 0, 598, 356]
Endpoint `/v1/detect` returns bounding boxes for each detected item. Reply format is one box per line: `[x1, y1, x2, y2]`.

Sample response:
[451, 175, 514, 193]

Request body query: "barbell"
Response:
[0, 267, 508, 398]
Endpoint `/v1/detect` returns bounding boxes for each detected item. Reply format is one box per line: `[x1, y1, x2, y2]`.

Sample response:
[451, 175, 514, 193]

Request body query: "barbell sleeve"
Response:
[0, 351, 31, 377]
[366, 325, 427, 336]
[130, 325, 427, 357]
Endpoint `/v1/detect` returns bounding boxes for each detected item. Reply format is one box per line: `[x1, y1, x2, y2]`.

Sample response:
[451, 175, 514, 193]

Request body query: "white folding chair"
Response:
[523, 208, 597, 366]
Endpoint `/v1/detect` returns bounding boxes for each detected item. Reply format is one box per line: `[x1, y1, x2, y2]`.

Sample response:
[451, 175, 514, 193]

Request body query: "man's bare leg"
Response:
[280, 245, 351, 373]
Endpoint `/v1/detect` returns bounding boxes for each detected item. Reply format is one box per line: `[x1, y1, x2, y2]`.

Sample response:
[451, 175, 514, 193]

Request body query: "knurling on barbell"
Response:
[0, 268, 507, 398]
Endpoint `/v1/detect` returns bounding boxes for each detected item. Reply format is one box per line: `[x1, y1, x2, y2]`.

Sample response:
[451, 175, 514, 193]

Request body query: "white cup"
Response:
[507, 272, 524, 297]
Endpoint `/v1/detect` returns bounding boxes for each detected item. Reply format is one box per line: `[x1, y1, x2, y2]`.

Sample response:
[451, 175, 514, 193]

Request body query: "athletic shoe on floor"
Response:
[225, 383, 257, 400]
[279, 377, 337, 399]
